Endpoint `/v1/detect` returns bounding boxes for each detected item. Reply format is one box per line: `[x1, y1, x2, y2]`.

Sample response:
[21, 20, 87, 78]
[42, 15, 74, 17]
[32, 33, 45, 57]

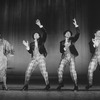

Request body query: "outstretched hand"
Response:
[73, 18, 78, 27]
[36, 19, 43, 28]
[36, 19, 41, 26]
[23, 40, 29, 47]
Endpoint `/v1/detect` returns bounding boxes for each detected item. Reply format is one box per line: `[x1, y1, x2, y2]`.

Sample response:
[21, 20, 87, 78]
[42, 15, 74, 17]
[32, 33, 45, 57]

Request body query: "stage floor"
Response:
[0, 84, 100, 100]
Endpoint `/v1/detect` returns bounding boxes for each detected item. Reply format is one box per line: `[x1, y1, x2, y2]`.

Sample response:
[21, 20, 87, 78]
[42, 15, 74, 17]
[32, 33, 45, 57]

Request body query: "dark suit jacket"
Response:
[28, 27, 47, 57]
[60, 27, 80, 57]
[89, 40, 95, 55]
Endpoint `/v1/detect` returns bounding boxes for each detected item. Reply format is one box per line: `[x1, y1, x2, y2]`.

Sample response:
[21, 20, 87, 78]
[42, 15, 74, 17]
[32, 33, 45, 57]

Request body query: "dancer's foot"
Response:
[85, 84, 92, 90]
[44, 84, 50, 90]
[57, 82, 64, 90]
[21, 85, 28, 91]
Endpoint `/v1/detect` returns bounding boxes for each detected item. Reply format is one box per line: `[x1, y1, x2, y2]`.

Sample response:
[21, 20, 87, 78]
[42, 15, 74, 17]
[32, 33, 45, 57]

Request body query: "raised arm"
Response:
[36, 19, 47, 43]
[69, 18, 80, 43]
[23, 40, 32, 54]
[40, 27, 47, 43]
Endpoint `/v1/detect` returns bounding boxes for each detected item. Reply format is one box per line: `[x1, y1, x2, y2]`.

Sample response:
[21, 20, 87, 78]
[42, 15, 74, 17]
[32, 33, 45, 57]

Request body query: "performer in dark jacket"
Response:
[21, 19, 50, 90]
[86, 30, 100, 90]
[57, 18, 80, 91]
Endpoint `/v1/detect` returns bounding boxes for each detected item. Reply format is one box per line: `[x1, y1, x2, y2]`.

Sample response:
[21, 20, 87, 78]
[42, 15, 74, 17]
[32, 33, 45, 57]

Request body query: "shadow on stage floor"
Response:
[0, 74, 100, 100]
[0, 84, 100, 100]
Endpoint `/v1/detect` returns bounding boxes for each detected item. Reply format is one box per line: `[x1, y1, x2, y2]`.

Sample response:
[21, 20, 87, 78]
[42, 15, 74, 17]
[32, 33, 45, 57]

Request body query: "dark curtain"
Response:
[0, 0, 97, 79]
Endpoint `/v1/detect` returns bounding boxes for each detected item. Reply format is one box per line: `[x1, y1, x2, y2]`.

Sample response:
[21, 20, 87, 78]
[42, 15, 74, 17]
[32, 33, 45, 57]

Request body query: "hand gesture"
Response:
[23, 40, 29, 47]
[36, 19, 43, 28]
[73, 18, 78, 27]
[36, 19, 41, 26]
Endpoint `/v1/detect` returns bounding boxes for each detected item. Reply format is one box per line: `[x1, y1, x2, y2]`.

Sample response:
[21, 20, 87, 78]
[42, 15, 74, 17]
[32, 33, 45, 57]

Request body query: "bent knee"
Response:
[42, 71, 48, 77]
[88, 69, 93, 74]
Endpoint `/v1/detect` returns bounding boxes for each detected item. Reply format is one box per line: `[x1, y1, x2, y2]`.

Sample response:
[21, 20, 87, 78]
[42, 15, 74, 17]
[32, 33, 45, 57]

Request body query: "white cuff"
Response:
[26, 46, 30, 50]
[40, 25, 43, 28]
[75, 25, 79, 28]
[64, 48, 66, 51]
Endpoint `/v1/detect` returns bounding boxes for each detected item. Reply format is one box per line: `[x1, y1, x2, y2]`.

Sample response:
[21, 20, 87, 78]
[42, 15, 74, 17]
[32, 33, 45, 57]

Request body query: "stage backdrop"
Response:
[0, 0, 100, 80]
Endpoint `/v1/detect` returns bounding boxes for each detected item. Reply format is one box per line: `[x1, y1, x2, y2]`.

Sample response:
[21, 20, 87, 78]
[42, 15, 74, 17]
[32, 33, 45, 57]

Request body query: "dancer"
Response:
[86, 30, 100, 90]
[22, 19, 50, 90]
[0, 33, 14, 90]
[57, 18, 80, 91]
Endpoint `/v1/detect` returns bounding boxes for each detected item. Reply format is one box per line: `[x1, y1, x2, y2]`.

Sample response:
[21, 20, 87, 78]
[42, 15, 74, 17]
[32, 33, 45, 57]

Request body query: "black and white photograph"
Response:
[0, 0, 100, 100]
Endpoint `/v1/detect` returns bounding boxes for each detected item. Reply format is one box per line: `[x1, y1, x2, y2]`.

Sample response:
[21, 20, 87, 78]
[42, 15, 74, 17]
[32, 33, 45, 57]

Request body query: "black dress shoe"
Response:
[44, 84, 50, 90]
[85, 85, 92, 90]
[2, 85, 8, 91]
[57, 83, 64, 90]
[21, 85, 28, 91]
[73, 85, 78, 91]
[2, 87, 8, 90]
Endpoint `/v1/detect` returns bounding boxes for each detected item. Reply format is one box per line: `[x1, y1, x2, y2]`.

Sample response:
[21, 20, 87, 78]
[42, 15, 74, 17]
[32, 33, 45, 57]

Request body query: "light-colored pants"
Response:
[58, 54, 77, 85]
[0, 55, 7, 89]
[88, 54, 100, 86]
[24, 55, 49, 85]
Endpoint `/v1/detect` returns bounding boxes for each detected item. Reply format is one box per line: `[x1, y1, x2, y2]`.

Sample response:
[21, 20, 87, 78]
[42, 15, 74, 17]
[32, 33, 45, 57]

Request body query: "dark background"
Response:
[0, 0, 100, 84]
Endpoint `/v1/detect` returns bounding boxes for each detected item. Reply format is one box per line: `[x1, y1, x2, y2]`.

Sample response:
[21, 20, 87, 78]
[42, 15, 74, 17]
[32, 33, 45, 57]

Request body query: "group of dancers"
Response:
[0, 18, 100, 91]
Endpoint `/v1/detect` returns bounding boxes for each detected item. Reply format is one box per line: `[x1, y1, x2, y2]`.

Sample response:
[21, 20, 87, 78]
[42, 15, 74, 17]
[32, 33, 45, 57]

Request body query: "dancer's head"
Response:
[63, 30, 72, 38]
[32, 32, 41, 40]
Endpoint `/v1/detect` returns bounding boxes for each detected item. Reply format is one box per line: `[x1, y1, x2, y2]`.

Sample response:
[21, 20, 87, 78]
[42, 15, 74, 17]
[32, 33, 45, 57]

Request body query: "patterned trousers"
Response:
[58, 54, 77, 85]
[24, 55, 49, 85]
[88, 54, 100, 86]
[0, 55, 7, 89]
